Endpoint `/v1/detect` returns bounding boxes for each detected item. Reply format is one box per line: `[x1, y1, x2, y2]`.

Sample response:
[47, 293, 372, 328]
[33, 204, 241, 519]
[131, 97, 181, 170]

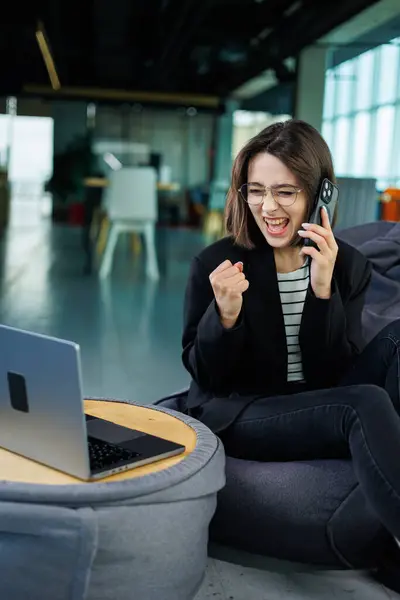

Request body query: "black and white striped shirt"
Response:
[277, 262, 310, 382]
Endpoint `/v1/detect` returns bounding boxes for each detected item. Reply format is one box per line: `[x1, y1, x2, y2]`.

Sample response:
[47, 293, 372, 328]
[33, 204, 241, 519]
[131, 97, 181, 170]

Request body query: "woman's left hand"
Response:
[298, 206, 338, 299]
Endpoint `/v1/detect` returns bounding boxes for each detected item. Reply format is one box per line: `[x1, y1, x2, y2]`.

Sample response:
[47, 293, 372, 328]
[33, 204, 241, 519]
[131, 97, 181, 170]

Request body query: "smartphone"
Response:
[304, 178, 339, 248]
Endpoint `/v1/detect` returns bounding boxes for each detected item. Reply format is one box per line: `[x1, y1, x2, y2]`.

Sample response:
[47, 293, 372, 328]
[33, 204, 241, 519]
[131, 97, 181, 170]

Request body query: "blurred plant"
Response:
[46, 133, 101, 203]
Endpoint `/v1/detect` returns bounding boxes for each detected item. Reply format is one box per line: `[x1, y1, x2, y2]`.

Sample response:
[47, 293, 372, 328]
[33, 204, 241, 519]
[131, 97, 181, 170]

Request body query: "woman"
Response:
[182, 119, 400, 541]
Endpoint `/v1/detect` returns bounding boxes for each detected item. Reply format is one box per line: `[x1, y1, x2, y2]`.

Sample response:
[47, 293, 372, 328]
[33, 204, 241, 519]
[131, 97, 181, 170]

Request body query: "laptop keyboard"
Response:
[88, 437, 140, 472]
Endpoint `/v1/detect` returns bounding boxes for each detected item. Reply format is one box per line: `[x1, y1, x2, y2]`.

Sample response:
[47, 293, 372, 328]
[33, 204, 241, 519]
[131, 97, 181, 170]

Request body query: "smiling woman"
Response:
[183, 120, 352, 407]
[226, 120, 335, 253]
[239, 179, 303, 236]
[244, 154, 306, 253]
[179, 118, 400, 554]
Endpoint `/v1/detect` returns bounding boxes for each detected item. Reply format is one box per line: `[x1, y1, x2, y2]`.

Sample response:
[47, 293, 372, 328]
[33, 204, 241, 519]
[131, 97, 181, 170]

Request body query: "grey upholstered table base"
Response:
[157, 394, 397, 570]
[0, 399, 226, 600]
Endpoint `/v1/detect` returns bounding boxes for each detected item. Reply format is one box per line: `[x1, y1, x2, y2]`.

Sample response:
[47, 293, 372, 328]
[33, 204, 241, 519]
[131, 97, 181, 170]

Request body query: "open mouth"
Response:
[264, 217, 289, 235]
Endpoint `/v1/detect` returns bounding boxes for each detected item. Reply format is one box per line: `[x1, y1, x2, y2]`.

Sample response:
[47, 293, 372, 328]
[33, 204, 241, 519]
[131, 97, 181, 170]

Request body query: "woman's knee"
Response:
[343, 384, 391, 411]
[341, 385, 398, 435]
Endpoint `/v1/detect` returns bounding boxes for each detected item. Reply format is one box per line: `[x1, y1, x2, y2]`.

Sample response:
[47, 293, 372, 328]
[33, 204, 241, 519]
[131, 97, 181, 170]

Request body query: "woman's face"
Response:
[247, 152, 309, 249]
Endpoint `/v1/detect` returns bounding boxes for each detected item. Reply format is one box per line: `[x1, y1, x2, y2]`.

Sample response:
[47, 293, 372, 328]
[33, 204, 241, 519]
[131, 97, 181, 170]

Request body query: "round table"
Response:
[0, 400, 197, 485]
[0, 399, 224, 600]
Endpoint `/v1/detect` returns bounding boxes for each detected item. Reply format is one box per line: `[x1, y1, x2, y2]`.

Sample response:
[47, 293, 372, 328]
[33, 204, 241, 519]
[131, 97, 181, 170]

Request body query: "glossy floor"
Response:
[0, 222, 204, 403]
[0, 220, 398, 599]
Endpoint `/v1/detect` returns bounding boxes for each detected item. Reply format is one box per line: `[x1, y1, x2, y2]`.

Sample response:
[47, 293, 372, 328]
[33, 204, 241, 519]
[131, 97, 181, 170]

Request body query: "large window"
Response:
[323, 37, 400, 189]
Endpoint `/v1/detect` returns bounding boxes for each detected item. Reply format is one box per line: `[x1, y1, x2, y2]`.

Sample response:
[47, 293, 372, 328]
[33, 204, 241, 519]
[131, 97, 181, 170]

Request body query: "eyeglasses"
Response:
[238, 183, 302, 207]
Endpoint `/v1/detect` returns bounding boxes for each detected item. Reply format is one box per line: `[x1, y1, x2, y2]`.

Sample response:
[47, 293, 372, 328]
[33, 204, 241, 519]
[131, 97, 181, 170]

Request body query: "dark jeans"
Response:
[220, 319, 400, 539]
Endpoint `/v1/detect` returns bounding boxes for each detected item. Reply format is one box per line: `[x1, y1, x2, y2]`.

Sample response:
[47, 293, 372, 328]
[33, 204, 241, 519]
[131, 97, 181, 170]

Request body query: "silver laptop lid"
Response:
[0, 325, 91, 479]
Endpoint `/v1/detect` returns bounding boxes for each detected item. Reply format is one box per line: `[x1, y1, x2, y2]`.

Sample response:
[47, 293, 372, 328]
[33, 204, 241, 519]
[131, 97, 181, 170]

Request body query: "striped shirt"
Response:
[277, 261, 310, 382]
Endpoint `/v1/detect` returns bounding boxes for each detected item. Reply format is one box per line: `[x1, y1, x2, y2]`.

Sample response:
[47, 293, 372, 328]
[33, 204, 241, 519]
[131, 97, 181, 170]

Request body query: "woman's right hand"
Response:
[209, 260, 249, 328]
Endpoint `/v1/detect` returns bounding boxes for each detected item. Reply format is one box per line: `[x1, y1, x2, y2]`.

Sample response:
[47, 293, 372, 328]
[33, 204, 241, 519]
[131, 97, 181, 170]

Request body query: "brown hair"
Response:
[225, 119, 336, 248]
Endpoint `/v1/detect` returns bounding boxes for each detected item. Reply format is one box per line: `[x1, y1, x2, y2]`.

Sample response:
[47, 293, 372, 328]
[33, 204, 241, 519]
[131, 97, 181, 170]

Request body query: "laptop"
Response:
[0, 325, 185, 480]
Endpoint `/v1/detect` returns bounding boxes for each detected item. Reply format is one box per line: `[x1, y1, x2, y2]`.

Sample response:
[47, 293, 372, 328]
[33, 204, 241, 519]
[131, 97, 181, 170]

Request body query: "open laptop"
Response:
[0, 325, 185, 480]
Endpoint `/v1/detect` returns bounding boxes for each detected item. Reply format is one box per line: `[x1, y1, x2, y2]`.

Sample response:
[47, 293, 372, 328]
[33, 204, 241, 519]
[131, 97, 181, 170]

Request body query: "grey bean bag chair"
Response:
[337, 221, 400, 344]
[0, 399, 225, 600]
[156, 393, 397, 569]
[156, 221, 400, 570]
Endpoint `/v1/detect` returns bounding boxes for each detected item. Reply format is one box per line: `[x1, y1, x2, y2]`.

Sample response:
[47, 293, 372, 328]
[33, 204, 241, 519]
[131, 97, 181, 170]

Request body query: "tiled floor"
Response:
[0, 218, 398, 599]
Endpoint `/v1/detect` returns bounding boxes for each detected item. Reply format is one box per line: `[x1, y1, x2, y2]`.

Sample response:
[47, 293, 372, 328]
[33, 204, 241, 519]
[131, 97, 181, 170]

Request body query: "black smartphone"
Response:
[304, 178, 339, 248]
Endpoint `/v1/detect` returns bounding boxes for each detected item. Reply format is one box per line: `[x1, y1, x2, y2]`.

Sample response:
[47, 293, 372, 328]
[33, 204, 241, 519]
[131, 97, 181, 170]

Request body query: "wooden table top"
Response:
[0, 400, 196, 486]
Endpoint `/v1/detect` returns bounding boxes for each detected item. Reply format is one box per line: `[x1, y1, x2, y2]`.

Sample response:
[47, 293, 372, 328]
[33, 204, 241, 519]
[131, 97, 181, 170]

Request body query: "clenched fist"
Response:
[209, 260, 249, 329]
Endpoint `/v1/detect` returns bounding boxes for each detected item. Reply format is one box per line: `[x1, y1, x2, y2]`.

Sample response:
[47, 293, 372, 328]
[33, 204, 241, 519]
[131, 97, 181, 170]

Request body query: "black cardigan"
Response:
[182, 233, 372, 430]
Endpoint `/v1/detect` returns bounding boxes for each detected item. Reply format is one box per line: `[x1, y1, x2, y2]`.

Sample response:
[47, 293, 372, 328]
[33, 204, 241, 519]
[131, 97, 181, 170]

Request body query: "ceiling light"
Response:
[35, 21, 61, 91]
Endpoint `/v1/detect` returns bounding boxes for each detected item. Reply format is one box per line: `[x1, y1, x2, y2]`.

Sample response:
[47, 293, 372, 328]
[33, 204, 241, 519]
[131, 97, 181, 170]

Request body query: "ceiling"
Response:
[1, 0, 383, 100]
